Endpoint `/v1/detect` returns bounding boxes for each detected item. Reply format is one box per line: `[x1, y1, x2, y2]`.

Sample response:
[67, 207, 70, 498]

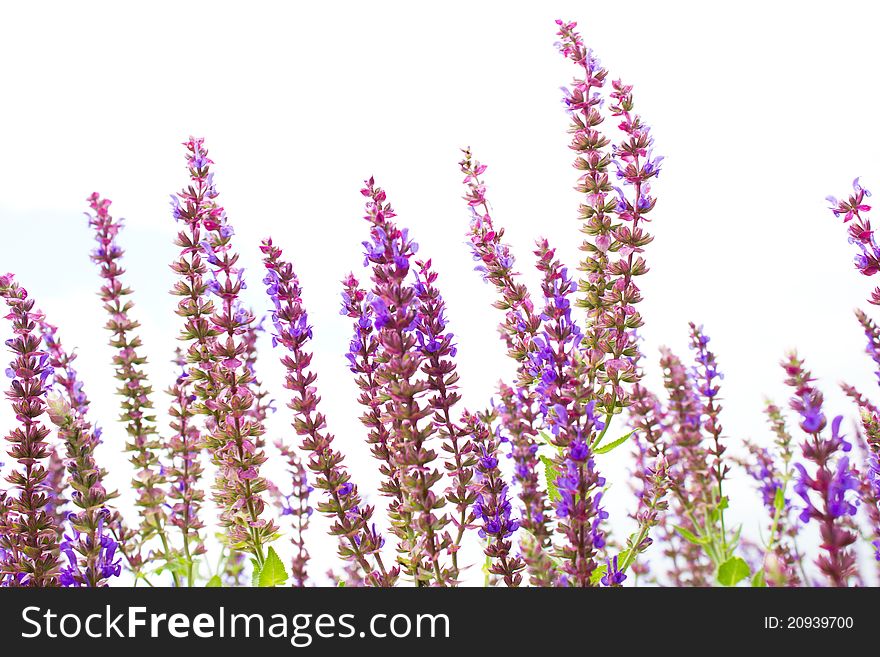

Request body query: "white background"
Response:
[2, 1, 879, 584]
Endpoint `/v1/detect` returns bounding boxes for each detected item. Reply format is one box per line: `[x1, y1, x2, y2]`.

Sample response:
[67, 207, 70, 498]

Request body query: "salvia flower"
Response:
[459, 151, 553, 581]
[339, 274, 406, 532]
[460, 149, 542, 373]
[359, 178, 452, 586]
[164, 349, 206, 575]
[658, 346, 713, 586]
[37, 315, 138, 574]
[687, 324, 729, 514]
[261, 237, 394, 586]
[86, 194, 173, 572]
[465, 412, 525, 587]
[495, 383, 554, 584]
[177, 139, 277, 569]
[272, 441, 313, 587]
[857, 409, 880, 563]
[557, 20, 658, 416]
[783, 353, 857, 586]
[827, 178, 880, 304]
[413, 258, 478, 578]
[0, 273, 60, 586]
[45, 393, 120, 587]
[619, 455, 669, 583]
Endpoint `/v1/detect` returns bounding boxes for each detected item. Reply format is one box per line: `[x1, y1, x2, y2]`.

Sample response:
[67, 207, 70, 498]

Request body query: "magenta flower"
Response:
[464, 411, 525, 587]
[783, 353, 858, 586]
[828, 177, 880, 304]
[412, 258, 478, 577]
[37, 315, 138, 578]
[270, 441, 313, 587]
[261, 237, 395, 587]
[339, 273, 405, 528]
[359, 178, 452, 586]
[45, 393, 120, 587]
[86, 193, 173, 576]
[176, 138, 277, 570]
[0, 273, 61, 586]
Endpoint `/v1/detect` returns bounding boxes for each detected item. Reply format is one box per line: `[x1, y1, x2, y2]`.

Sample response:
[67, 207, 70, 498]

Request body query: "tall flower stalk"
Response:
[783, 353, 858, 587]
[86, 193, 175, 580]
[271, 441, 312, 587]
[45, 394, 121, 586]
[37, 316, 140, 579]
[412, 257, 477, 578]
[360, 178, 452, 586]
[460, 150, 554, 583]
[167, 139, 230, 583]
[827, 178, 879, 305]
[0, 274, 60, 586]
[739, 402, 803, 586]
[658, 347, 712, 585]
[177, 138, 277, 569]
[340, 274, 406, 536]
[164, 350, 206, 584]
[858, 409, 880, 564]
[464, 411, 524, 587]
[261, 237, 394, 586]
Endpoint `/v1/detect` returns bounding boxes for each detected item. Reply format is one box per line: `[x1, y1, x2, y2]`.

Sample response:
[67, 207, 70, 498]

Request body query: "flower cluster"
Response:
[339, 274, 406, 531]
[828, 178, 880, 304]
[494, 383, 553, 584]
[359, 179, 453, 586]
[11, 17, 880, 592]
[855, 409, 880, 564]
[39, 315, 139, 577]
[261, 237, 394, 586]
[166, 138, 229, 581]
[164, 350, 206, 570]
[412, 258, 478, 578]
[461, 150, 553, 583]
[657, 346, 714, 586]
[783, 353, 858, 586]
[464, 411, 524, 587]
[86, 193, 170, 571]
[45, 393, 121, 587]
[271, 440, 313, 587]
[0, 273, 60, 586]
[175, 139, 277, 568]
[454, 20, 667, 587]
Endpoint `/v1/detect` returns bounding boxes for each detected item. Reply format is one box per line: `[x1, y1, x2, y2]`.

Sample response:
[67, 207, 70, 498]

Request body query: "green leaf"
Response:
[594, 430, 635, 455]
[539, 431, 554, 446]
[250, 558, 261, 588]
[673, 525, 708, 545]
[729, 524, 743, 553]
[751, 569, 767, 588]
[206, 575, 222, 588]
[540, 455, 561, 502]
[774, 487, 786, 512]
[150, 555, 190, 578]
[258, 547, 289, 588]
[717, 556, 750, 587]
[718, 495, 729, 511]
[590, 565, 607, 585]
[337, 580, 346, 587]
[616, 548, 633, 573]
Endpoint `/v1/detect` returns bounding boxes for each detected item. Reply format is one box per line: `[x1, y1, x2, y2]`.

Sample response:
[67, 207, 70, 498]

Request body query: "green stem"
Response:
[590, 391, 617, 449]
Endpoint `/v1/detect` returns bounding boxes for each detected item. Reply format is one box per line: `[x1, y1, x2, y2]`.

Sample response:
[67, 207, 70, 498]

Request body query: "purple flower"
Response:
[601, 555, 626, 587]
[783, 353, 858, 586]
[0, 274, 61, 586]
[466, 413, 525, 587]
[261, 237, 395, 587]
